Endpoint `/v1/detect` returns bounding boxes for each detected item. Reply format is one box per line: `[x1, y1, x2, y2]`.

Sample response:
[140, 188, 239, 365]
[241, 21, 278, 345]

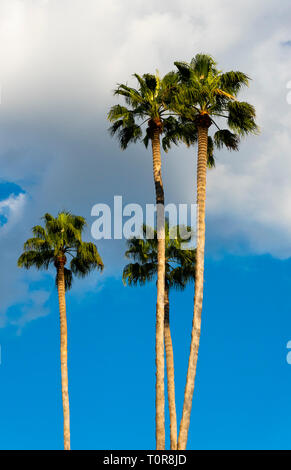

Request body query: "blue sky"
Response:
[1, 0, 291, 450]
[1, 253, 291, 449]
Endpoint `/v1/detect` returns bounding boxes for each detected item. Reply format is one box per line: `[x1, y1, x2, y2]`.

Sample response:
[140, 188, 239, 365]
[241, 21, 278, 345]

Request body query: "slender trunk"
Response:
[151, 125, 166, 450]
[56, 258, 71, 450]
[164, 286, 177, 450]
[178, 124, 208, 450]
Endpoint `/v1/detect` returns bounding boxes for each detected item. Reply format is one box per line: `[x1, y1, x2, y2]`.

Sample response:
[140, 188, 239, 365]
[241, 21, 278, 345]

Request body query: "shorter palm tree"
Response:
[123, 223, 196, 450]
[18, 212, 104, 450]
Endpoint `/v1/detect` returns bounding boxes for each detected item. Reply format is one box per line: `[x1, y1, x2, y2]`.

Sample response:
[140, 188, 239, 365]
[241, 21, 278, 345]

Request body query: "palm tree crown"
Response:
[173, 53, 259, 163]
[123, 223, 196, 290]
[108, 71, 197, 152]
[18, 211, 104, 289]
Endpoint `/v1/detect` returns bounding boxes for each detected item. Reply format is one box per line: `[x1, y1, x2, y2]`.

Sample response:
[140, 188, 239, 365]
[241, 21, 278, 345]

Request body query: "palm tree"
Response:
[123, 223, 196, 450]
[18, 212, 104, 450]
[172, 54, 259, 449]
[108, 72, 196, 449]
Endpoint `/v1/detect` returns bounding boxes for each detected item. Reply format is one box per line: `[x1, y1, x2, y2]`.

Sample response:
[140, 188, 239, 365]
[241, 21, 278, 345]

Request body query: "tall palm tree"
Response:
[172, 54, 259, 449]
[108, 72, 196, 449]
[123, 223, 196, 450]
[18, 212, 104, 450]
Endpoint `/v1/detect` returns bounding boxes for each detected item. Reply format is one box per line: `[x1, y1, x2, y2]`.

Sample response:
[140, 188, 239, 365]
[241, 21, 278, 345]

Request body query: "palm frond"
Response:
[123, 262, 156, 286]
[162, 117, 198, 152]
[143, 73, 158, 92]
[70, 242, 103, 278]
[214, 129, 240, 151]
[55, 267, 73, 291]
[207, 136, 215, 168]
[227, 101, 259, 136]
[174, 61, 191, 82]
[119, 124, 143, 150]
[123, 223, 196, 291]
[23, 237, 49, 251]
[32, 225, 47, 240]
[219, 71, 249, 96]
[18, 250, 54, 270]
[108, 104, 132, 122]
[190, 53, 218, 78]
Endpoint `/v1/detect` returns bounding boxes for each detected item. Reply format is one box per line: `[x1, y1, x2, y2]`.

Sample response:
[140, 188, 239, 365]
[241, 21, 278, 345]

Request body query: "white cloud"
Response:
[0, 0, 291, 326]
[0, 193, 26, 233]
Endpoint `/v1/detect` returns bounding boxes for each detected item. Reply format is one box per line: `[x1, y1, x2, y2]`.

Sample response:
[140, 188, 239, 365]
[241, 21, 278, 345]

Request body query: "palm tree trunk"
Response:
[178, 123, 208, 450]
[56, 258, 71, 450]
[151, 124, 166, 450]
[164, 286, 177, 450]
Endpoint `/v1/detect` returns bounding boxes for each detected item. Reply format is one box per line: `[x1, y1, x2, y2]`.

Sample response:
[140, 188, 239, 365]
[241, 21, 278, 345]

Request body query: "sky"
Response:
[0, 0, 291, 450]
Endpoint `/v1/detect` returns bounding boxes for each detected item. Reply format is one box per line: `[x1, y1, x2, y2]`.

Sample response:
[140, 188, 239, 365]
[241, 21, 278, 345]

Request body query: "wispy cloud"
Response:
[0, 193, 26, 231]
[10, 289, 50, 335]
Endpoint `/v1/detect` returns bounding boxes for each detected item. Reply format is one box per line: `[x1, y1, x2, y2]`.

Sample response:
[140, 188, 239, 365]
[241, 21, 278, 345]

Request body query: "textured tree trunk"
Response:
[56, 257, 71, 450]
[178, 123, 209, 450]
[151, 123, 166, 450]
[164, 286, 177, 450]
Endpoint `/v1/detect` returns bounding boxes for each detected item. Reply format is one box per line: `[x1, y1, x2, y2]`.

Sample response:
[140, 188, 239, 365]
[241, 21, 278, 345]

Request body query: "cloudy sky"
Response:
[0, 0, 291, 326]
[1, 0, 291, 450]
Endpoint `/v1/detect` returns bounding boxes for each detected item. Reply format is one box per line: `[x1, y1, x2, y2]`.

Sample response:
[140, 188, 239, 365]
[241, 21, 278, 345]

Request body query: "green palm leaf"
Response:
[173, 52, 259, 165]
[123, 223, 196, 290]
[18, 212, 103, 290]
